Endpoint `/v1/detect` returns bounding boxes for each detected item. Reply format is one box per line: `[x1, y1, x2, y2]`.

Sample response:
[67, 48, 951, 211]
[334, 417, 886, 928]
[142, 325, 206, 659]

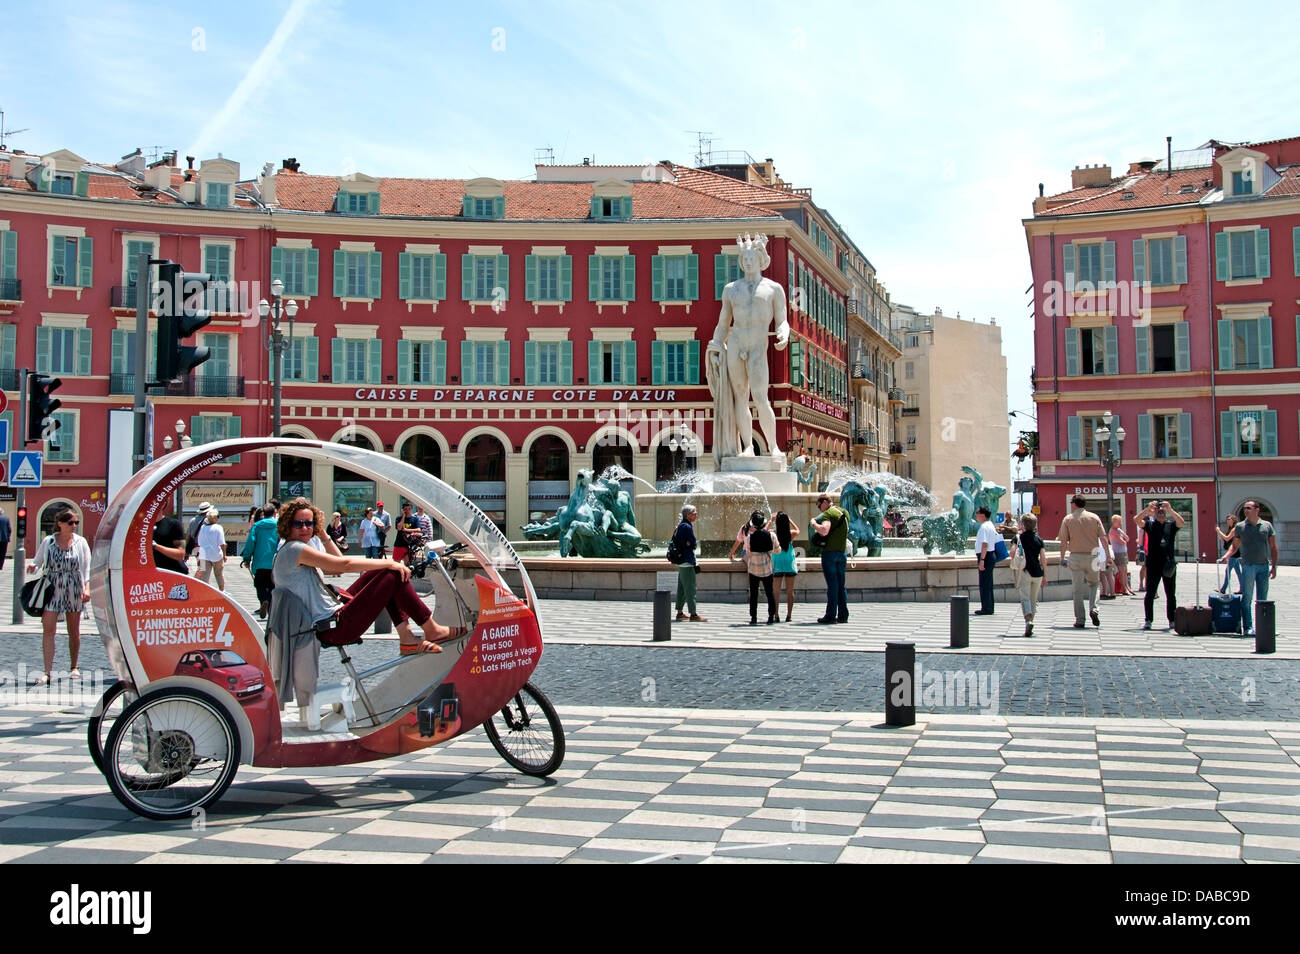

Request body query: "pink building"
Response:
[1024, 137, 1300, 563]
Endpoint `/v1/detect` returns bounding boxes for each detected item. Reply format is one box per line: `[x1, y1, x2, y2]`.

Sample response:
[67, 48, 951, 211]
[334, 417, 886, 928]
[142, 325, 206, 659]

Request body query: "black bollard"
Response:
[950, 594, 970, 649]
[653, 589, 672, 642]
[1255, 600, 1275, 654]
[885, 641, 916, 727]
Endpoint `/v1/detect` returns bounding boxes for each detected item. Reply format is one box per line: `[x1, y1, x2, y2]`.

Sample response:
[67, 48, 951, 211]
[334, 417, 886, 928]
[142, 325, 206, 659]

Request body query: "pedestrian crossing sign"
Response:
[7, 450, 42, 487]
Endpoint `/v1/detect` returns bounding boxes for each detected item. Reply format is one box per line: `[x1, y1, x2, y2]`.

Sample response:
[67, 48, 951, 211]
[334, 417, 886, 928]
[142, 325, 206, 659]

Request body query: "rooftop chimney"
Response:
[1071, 164, 1113, 188]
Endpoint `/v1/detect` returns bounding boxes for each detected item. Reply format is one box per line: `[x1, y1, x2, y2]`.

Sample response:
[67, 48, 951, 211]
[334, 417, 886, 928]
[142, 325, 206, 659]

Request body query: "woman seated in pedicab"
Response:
[268, 498, 469, 724]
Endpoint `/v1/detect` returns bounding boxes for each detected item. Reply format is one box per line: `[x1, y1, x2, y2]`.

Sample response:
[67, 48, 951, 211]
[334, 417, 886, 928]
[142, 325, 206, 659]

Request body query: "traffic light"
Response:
[26, 372, 62, 446]
[153, 260, 213, 384]
[15, 506, 27, 539]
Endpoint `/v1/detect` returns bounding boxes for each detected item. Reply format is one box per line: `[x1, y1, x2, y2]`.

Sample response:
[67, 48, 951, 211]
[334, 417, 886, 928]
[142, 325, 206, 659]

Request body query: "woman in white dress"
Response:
[28, 509, 92, 684]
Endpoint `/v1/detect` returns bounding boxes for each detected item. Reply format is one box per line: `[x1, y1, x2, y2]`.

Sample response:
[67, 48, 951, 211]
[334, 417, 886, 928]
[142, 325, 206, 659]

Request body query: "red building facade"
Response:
[1025, 137, 1300, 563]
[0, 150, 874, 542]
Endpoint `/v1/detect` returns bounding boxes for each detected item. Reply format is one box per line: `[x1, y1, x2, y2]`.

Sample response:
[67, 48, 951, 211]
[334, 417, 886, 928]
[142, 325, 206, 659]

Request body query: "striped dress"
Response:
[40, 537, 88, 614]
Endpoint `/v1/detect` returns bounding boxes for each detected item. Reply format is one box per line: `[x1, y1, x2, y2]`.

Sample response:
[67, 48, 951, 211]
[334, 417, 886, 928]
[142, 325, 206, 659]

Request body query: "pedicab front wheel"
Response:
[483, 682, 565, 777]
[88, 679, 137, 774]
[104, 686, 241, 821]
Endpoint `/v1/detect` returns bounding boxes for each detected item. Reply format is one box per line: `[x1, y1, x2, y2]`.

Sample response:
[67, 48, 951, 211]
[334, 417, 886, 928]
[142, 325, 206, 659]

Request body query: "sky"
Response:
[4, 0, 1299, 464]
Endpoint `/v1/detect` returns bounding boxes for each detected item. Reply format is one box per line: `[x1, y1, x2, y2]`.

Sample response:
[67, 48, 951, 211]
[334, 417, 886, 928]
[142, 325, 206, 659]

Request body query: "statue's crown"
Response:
[736, 232, 769, 251]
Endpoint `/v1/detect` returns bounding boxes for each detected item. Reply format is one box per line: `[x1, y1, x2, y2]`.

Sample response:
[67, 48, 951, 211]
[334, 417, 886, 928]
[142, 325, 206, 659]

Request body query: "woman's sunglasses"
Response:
[292, 519, 315, 529]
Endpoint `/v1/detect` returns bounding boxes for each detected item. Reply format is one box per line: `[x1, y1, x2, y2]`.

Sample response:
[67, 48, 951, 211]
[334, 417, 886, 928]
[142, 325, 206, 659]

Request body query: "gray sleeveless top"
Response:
[272, 540, 339, 624]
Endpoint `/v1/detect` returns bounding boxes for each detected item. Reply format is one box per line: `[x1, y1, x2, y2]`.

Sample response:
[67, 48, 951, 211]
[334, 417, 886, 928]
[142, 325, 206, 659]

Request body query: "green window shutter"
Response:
[687, 340, 700, 385]
[305, 337, 318, 381]
[1217, 319, 1234, 370]
[496, 340, 510, 386]
[1220, 411, 1236, 457]
[1109, 413, 1122, 457]
[1259, 317, 1273, 369]
[1103, 325, 1118, 374]
[620, 196, 632, 218]
[1137, 414, 1153, 459]
[1063, 243, 1076, 287]
[524, 340, 537, 385]
[49, 236, 61, 284]
[622, 255, 635, 301]
[77, 236, 94, 287]
[590, 196, 602, 219]
[461, 341, 473, 384]
[1132, 238, 1146, 284]
[433, 341, 446, 384]
[397, 339, 411, 384]
[35, 326, 50, 374]
[1293, 227, 1300, 277]
[462, 196, 472, 218]
[398, 252, 412, 299]
[369, 192, 380, 214]
[334, 192, 344, 213]
[331, 338, 343, 380]
[1173, 235, 1187, 284]
[304, 249, 319, 296]
[1102, 241, 1116, 283]
[367, 339, 382, 383]
[461, 254, 474, 300]
[368, 251, 381, 299]
[559, 255, 572, 301]
[75, 171, 89, 197]
[714, 254, 728, 299]
[191, 415, 205, 445]
[333, 250, 346, 297]
[226, 415, 242, 463]
[1177, 413, 1192, 459]
[588, 255, 601, 301]
[588, 340, 603, 385]
[622, 341, 636, 385]
[77, 328, 92, 376]
[1174, 321, 1190, 372]
[493, 196, 504, 219]
[270, 246, 284, 285]
[1, 230, 16, 280]
[1064, 327, 1080, 376]
[1256, 228, 1270, 279]
[433, 254, 446, 300]
[110, 329, 126, 375]
[1, 324, 16, 371]
[1215, 232, 1228, 281]
[524, 255, 537, 301]
[651, 255, 665, 302]
[1067, 416, 1082, 461]
[652, 340, 664, 385]
[790, 340, 803, 386]
[560, 341, 572, 386]
[685, 254, 699, 301]
[1134, 325, 1150, 374]
[1263, 409, 1278, 457]
[495, 254, 508, 301]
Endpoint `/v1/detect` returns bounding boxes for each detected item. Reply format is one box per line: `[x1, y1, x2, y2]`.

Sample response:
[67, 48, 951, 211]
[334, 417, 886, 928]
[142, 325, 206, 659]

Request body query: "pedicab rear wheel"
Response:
[483, 682, 565, 777]
[88, 680, 137, 774]
[104, 687, 241, 821]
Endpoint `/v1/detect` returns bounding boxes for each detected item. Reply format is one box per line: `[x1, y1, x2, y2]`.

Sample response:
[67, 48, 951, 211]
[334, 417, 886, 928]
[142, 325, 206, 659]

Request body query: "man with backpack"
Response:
[812, 493, 849, 624]
[669, 504, 707, 622]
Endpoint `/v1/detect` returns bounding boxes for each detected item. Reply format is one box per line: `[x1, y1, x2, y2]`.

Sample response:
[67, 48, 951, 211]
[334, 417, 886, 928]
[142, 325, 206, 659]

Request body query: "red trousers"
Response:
[331, 568, 430, 644]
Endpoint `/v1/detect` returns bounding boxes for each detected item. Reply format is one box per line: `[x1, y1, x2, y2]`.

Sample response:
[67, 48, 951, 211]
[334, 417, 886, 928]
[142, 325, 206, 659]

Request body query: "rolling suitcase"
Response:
[1209, 592, 1243, 634]
[1174, 605, 1213, 636]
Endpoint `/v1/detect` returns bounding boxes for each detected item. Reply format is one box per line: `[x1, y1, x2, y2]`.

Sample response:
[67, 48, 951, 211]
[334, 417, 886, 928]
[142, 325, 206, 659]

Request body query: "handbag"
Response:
[993, 539, 1010, 563]
[21, 575, 52, 617]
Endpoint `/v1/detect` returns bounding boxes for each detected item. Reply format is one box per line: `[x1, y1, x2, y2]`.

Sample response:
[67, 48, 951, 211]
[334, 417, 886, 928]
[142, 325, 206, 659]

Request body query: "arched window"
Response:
[332, 434, 377, 520]
[464, 435, 507, 532]
[400, 434, 442, 478]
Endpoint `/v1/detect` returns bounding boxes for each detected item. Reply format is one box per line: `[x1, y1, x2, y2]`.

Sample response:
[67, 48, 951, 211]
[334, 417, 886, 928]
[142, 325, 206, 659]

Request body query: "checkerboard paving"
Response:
[2, 705, 1297, 864]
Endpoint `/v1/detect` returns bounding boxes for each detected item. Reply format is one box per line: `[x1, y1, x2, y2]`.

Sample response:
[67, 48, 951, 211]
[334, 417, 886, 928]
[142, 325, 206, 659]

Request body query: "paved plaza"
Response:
[0, 556, 1296, 864]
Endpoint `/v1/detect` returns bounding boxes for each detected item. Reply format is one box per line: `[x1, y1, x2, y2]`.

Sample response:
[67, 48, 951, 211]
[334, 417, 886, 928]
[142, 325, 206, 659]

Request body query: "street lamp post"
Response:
[257, 279, 299, 498]
[1093, 410, 1126, 524]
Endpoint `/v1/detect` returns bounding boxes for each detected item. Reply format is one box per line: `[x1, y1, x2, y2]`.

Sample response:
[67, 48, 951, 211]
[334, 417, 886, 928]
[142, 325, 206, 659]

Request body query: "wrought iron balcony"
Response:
[850, 362, 874, 382]
[0, 278, 20, 301]
[182, 375, 246, 398]
[888, 387, 905, 404]
[901, 406, 920, 417]
[853, 429, 878, 447]
[890, 441, 905, 456]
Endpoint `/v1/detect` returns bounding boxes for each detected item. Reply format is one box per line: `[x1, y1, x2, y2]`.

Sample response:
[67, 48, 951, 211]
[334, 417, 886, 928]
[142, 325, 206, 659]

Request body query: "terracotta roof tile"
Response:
[269, 173, 781, 220]
[1038, 168, 1212, 216]
[669, 165, 800, 207]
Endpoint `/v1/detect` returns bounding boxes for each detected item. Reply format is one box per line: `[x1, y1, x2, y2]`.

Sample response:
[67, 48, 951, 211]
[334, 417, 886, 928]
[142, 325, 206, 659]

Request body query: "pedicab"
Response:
[87, 438, 564, 821]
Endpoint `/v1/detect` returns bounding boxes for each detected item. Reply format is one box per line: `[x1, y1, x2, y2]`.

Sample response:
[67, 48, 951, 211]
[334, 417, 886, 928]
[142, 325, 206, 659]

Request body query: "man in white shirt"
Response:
[974, 506, 1002, 614]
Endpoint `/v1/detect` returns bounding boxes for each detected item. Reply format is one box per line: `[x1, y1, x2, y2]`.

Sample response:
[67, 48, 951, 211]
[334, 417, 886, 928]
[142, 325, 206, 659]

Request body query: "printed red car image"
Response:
[173, 649, 267, 701]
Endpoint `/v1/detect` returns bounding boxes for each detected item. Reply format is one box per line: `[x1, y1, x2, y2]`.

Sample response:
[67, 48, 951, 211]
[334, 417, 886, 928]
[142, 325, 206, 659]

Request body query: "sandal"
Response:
[399, 640, 443, 655]
[432, 625, 470, 644]
[33, 673, 50, 687]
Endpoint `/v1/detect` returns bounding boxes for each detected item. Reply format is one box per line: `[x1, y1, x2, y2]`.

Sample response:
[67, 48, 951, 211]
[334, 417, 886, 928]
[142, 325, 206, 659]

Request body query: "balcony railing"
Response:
[0, 278, 20, 301]
[850, 362, 874, 382]
[888, 387, 905, 403]
[110, 285, 143, 309]
[853, 429, 878, 447]
[901, 406, 920, 417]
[889, 441, 904, 456]
[109, 373, 245, 397]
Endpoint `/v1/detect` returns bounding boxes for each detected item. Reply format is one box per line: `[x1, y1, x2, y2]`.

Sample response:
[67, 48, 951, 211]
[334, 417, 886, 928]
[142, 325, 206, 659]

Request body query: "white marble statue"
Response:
[706, 233, 790, 468]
